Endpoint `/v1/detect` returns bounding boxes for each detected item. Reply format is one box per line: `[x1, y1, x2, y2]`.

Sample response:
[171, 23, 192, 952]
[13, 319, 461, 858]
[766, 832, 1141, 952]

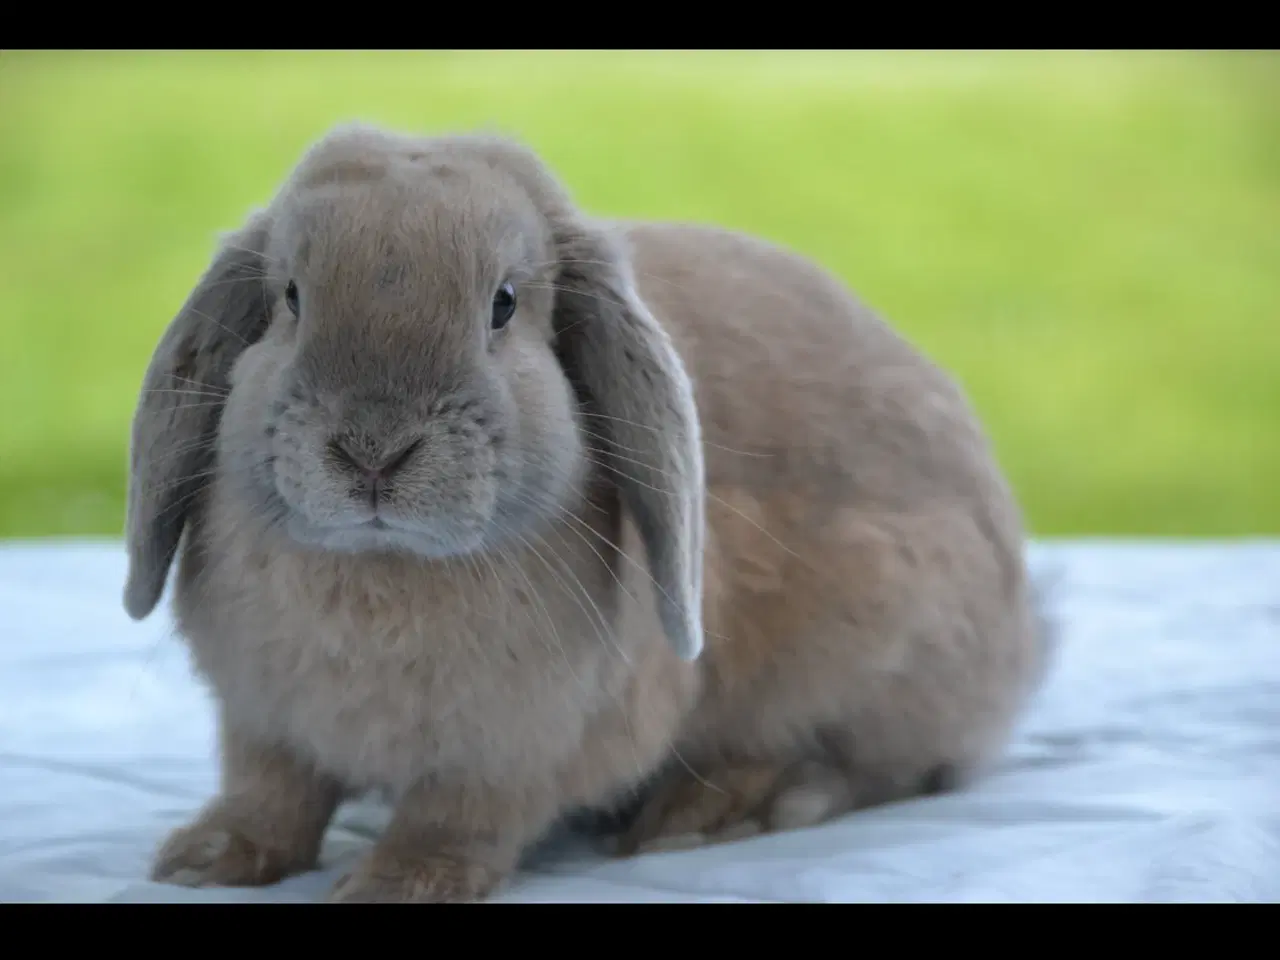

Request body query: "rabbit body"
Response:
[127, 126, 1045, 902]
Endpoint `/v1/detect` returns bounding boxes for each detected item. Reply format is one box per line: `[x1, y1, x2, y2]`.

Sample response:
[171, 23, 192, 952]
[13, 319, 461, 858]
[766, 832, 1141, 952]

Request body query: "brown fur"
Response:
[126, 123, 1047, 902]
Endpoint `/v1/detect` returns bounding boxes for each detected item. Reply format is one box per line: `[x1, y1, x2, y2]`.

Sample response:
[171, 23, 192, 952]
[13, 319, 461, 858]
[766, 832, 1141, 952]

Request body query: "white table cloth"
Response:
[2, 539, 1276, 902]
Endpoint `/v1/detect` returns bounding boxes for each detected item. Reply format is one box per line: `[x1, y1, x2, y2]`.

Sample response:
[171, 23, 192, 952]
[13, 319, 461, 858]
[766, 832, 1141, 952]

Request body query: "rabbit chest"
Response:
[176, 520, 630, 794]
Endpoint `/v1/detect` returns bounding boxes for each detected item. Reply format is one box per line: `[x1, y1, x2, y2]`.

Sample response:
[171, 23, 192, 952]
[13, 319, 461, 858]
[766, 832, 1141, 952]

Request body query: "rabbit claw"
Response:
[150, 817, 300, 888]
[329, 852, 503, 903]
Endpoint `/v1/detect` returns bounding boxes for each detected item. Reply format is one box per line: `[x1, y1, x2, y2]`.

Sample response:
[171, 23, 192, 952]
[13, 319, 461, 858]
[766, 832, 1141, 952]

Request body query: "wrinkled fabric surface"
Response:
[1, 539, 1276, 903]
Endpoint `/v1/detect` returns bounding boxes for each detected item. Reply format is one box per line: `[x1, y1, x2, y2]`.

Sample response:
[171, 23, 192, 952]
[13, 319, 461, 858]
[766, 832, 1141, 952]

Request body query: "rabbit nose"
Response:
[327, 437, 423, 482]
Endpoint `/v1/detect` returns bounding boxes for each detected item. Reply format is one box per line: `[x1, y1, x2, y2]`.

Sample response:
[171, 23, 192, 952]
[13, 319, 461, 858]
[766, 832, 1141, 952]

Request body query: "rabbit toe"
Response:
[150, 817, 303, 889]
[329, 851, 505, 903]
[616, 762, 783, 856]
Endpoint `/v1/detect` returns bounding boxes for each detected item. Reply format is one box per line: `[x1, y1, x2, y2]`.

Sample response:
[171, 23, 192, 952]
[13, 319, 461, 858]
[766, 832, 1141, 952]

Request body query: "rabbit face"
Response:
[217, 162, 585, 559]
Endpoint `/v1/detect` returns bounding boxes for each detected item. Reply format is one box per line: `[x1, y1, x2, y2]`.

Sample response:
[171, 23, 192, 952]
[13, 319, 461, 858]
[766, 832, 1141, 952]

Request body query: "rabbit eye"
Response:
[491, 281, 516, 331]
[284, 280, 300, 317]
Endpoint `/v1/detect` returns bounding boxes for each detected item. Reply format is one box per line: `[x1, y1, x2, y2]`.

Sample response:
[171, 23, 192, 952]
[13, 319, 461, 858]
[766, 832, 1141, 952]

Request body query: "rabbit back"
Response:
[599, 222, 1042, 847]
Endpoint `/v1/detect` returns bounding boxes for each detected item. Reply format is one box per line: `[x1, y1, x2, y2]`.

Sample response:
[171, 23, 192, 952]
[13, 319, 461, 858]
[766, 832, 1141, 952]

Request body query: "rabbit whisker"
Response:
[502, 519, 651, 789]
[480, 530, 588, 693]
[576, 407, 773, 458]
[183, 304, 254, 347]
[580, 448, 803, 566]
[219, 243, 281, 266]
[140, 387, 230, 401]
[159, 375, 233, 394]
[500, 484, 722, 798]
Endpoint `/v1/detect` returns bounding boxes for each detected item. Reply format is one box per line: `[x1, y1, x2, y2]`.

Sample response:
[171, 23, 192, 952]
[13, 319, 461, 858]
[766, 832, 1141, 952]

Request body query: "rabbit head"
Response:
[122, 124, 706, 661]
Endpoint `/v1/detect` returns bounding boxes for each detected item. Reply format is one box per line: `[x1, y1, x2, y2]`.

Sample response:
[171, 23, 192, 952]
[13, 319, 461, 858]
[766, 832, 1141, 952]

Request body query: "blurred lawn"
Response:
[1, 50, 1277, 538]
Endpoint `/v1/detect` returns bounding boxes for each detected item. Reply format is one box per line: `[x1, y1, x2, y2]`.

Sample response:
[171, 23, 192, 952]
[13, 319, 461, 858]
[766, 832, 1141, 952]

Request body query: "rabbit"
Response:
[123, 122, 1050, 903]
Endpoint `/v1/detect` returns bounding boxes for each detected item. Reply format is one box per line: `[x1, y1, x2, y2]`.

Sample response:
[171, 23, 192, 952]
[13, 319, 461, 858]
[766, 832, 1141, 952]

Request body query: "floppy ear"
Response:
[122, 215, 276, 621]
[552, 224, 707, 662]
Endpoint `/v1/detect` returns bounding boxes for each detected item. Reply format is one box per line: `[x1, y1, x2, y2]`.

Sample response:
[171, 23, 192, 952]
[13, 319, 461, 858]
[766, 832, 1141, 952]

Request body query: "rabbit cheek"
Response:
[490, 348, 585, 536]
[216, 344, 300, 515]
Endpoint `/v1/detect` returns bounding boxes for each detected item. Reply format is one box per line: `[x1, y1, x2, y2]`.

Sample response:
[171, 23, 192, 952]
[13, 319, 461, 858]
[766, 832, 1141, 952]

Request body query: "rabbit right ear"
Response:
[551, 224, 707, 662]
[122, 215, 276, 621]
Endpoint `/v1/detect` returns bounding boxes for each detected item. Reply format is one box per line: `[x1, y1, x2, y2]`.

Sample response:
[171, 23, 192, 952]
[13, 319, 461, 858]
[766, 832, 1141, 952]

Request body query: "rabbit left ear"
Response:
[123, 215, 276, 621]
[551, 225, 706, 661]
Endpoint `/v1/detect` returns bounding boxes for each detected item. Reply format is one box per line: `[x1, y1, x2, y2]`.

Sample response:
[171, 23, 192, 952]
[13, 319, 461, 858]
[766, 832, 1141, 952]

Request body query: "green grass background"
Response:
[1, 50, 1276, 539]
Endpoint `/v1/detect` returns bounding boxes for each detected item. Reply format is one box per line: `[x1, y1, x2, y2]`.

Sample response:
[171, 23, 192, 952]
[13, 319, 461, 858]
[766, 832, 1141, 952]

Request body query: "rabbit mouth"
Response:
[281, 508, 486, 560]
[328, 513, 415, 537]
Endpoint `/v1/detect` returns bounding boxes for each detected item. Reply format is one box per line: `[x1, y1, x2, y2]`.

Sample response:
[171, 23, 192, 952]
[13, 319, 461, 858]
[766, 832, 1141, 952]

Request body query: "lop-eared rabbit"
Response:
[124, 124, 1048, 902]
